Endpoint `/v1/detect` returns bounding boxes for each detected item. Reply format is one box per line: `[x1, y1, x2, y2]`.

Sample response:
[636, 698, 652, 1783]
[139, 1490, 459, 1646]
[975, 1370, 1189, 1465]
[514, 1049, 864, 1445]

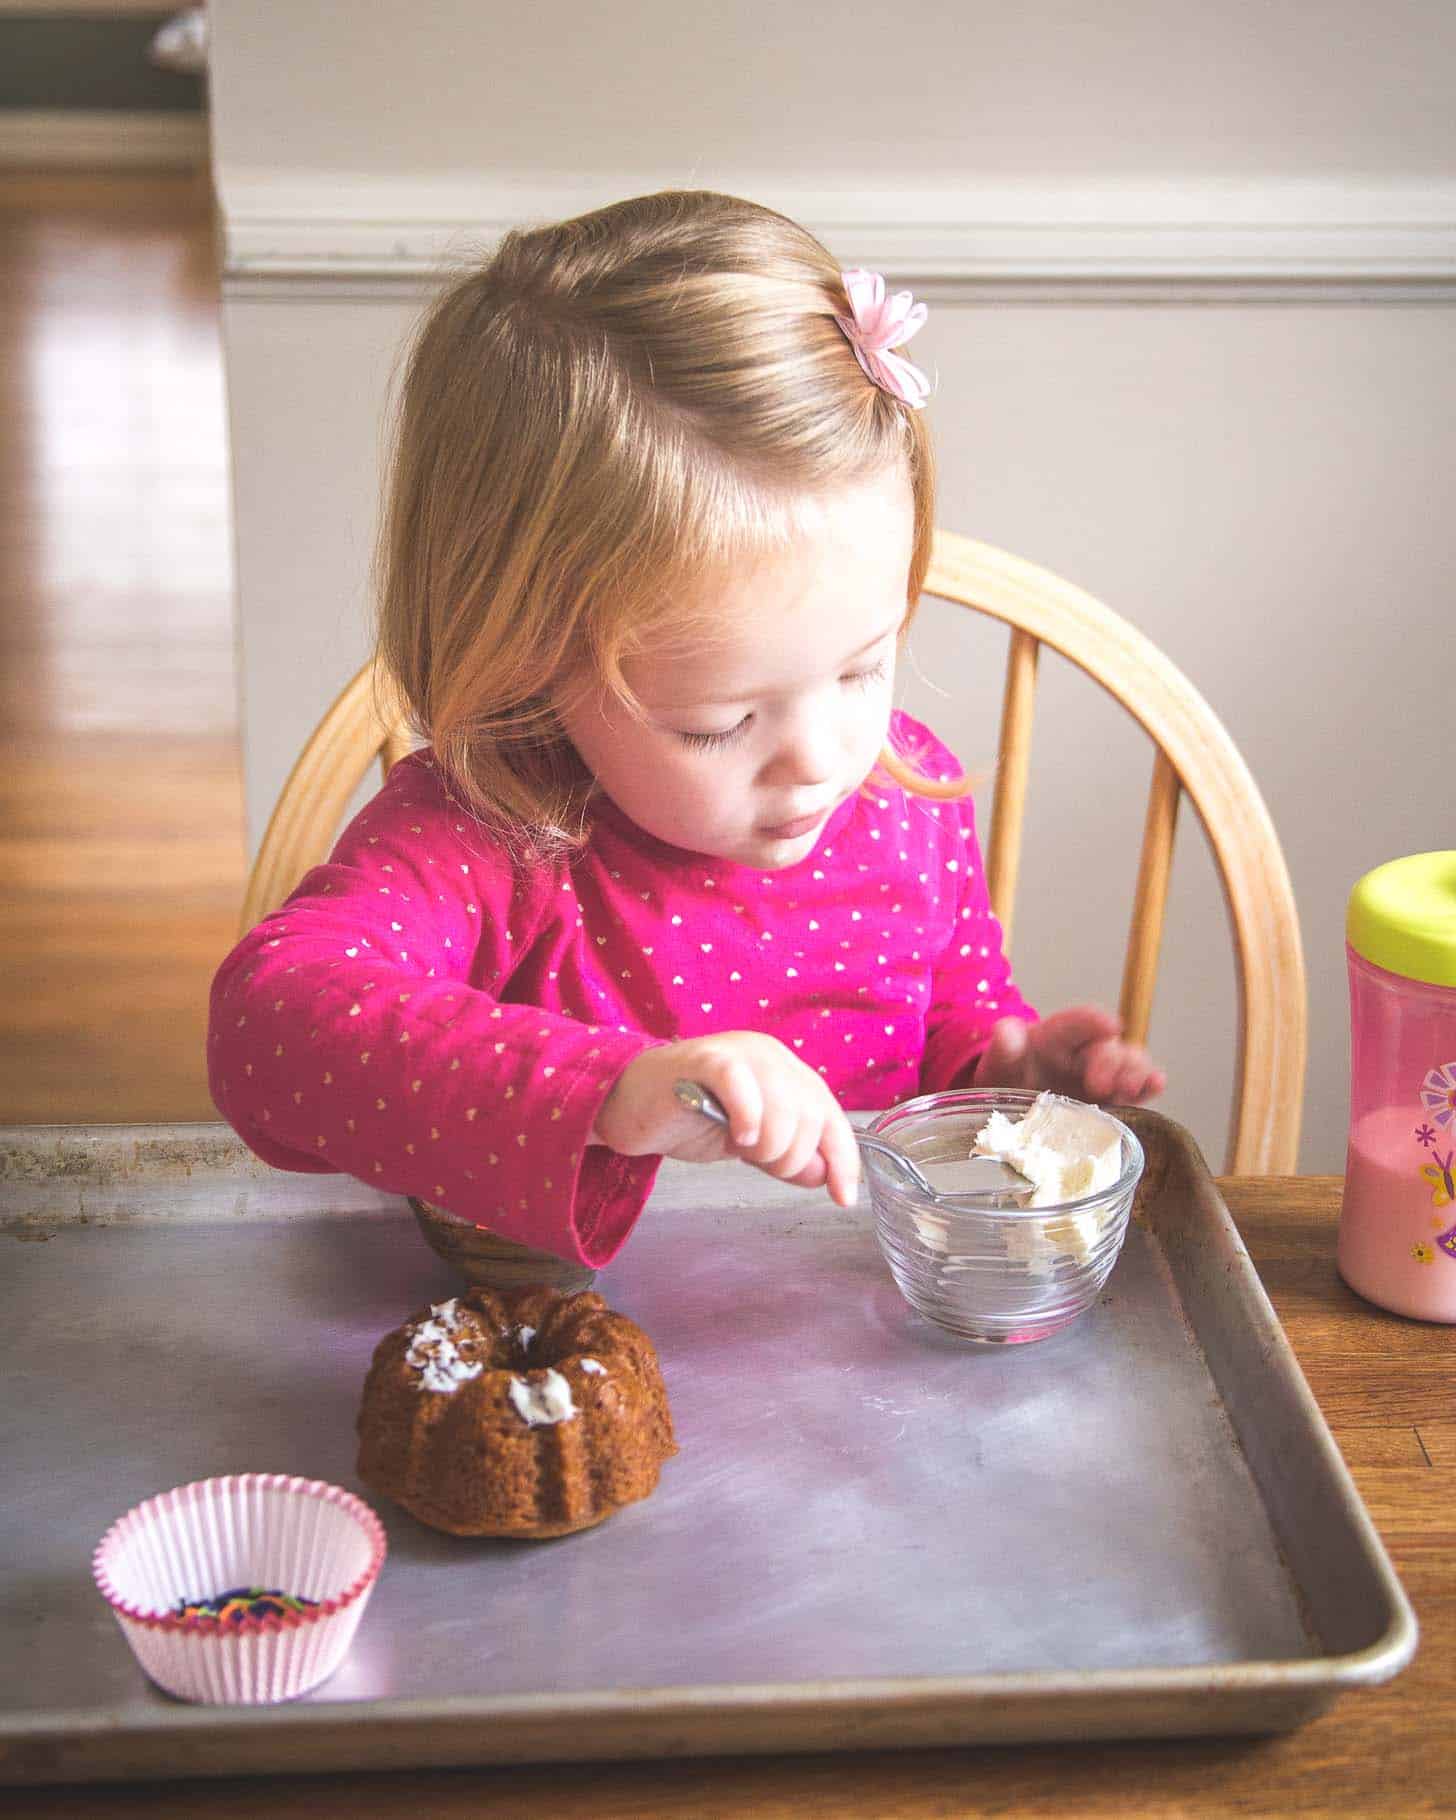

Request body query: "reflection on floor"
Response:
[0, 169, 244, 1122]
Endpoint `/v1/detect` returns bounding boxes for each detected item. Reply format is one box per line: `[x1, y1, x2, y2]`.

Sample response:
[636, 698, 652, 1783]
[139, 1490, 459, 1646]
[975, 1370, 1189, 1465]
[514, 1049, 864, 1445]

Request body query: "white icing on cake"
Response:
[508, 1369, 577, 1426]
[406, 1298, 484, 1394]
[580, 1358, 606, 1375]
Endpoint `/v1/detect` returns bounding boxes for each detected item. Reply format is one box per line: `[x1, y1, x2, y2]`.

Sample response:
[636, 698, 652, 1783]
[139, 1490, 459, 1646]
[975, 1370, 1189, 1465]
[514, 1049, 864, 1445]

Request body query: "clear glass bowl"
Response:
[865, 1089, 1145, 1345]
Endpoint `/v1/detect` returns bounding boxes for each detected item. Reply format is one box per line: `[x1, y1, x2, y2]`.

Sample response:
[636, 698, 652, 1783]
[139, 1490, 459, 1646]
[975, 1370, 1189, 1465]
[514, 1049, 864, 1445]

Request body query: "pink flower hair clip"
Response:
[834, 269, 932, 410]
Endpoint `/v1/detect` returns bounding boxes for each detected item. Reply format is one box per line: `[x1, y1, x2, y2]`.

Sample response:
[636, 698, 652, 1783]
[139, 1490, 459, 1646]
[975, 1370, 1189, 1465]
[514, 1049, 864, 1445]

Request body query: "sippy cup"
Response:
[1337, 851, 1456, 1322]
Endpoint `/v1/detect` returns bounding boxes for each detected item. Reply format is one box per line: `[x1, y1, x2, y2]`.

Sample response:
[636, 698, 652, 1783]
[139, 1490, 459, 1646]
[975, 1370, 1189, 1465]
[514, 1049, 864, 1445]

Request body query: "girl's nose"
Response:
[760, 700, 839, 788]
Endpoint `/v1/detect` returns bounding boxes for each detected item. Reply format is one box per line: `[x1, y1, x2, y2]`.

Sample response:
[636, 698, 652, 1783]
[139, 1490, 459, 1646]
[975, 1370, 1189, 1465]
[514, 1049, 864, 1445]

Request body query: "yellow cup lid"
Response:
[1347, 851, 1456, 988]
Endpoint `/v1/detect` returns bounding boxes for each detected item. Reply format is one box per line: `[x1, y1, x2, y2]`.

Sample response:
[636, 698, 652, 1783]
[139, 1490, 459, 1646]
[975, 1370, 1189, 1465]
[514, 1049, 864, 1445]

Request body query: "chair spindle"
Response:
[985, 627, 1040, 949]
[1118, 747, 1181, 1046]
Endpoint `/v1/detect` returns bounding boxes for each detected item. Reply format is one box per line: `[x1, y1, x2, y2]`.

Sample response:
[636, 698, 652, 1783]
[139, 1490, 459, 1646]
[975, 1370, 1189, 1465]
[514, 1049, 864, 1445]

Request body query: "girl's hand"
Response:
[973, 1008, 1165, 1106]
[592, 1033, 861, 1208]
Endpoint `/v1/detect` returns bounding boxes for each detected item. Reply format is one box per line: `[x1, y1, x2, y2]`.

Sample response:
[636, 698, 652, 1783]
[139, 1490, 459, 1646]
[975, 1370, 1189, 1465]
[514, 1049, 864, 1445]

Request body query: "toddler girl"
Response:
[209, 190, 1162, 1268]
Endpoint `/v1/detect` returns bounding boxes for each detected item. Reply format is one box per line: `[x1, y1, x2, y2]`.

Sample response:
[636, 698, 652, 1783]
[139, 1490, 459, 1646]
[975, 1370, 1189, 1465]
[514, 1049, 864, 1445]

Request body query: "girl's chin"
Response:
[630, 813, 827, 870]
[739, 824, 824, 868]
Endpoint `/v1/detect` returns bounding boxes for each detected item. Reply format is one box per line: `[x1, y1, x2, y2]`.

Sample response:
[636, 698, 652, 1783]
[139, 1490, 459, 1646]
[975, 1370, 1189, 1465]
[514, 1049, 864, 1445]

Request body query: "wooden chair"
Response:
[241, 530, 1307, 1173]
[239, 665, 416, 936]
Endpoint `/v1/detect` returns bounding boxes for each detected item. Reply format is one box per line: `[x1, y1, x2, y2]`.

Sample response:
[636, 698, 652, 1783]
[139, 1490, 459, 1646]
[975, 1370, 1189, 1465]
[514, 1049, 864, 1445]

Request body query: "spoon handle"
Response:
[673, 1079, 1029, 1201]
[673, 1079, 932, 1191]
[673, 1079, 733, 1127]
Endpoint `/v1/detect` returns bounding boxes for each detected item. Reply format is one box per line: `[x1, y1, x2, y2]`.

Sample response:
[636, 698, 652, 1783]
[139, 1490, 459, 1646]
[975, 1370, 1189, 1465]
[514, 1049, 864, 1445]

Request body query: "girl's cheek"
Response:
[860, 682, 895, 743]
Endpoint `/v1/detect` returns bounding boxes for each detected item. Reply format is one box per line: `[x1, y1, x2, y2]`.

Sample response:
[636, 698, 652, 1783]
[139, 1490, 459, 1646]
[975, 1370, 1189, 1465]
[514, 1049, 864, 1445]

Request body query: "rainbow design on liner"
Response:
[173, 1586, 320, 1625]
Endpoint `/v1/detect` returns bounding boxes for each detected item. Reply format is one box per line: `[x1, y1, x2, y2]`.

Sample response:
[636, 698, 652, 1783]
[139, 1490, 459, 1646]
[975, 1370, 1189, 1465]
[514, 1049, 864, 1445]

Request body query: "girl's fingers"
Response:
[980, 1016, 1031, 1086]
[821, 1112, 861, 1208]
[716, 1055, 765, 1148]
[690, 1040, 860, 1207]
[781, 1095, 860, 1204]
[1121, 1062, 1157, 1099]
[783, 1152, 830, 1190]
[1076, 1043, 1165, 1105]
[747, 1093, 798, 1169]
[1044, 1005, 1122, 1059]
[774, 1110, 825, 1184]
[1079, 1038, 1121, 1101]
[1124, 1063, 1166, 1105]
[1123, 1052, 1162, 1104]
[782, 1111, 859, 1205]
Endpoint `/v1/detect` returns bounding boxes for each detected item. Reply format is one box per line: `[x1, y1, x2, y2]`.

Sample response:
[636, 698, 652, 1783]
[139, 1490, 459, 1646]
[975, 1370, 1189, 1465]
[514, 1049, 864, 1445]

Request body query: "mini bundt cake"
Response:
[356, 1285, 676, 1538]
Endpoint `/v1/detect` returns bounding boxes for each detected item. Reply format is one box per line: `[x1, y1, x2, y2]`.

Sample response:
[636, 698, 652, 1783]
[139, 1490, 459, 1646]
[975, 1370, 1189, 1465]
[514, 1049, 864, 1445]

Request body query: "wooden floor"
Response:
[0, 170, 245, 1123]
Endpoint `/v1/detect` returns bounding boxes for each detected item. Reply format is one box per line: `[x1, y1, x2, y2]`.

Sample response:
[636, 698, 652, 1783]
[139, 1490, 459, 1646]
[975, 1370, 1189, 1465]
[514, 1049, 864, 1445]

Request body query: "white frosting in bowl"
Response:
[971, 1093, 1123, 1208]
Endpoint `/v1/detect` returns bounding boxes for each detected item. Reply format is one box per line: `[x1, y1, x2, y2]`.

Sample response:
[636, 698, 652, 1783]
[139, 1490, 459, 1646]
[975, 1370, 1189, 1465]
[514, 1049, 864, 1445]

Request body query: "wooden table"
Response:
[12, 1177, 1452, 1819]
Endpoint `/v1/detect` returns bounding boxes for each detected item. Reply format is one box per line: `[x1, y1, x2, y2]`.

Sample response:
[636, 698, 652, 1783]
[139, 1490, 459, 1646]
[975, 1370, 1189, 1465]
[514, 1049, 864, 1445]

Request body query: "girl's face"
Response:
[558, 468, 914, 870]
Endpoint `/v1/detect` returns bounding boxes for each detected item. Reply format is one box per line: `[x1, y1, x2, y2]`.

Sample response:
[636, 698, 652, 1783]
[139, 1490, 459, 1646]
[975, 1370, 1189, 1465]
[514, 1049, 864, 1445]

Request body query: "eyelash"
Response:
[677, 722, 750, 752]
[675, 658, 891, 750]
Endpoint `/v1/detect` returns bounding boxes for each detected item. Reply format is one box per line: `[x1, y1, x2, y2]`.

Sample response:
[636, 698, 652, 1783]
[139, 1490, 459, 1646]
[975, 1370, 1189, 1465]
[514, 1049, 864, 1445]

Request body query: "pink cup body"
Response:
[1337, 946, 1456, 1321]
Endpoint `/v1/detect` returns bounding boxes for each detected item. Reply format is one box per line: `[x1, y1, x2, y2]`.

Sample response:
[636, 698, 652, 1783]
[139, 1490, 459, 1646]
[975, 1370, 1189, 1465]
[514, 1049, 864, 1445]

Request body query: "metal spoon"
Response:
[673, 1079, 1030, 1203]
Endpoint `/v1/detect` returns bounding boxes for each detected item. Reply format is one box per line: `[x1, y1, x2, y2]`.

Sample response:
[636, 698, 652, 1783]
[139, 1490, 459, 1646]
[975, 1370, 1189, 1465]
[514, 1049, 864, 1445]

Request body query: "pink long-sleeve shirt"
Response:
[209, 711, 1034, 1266]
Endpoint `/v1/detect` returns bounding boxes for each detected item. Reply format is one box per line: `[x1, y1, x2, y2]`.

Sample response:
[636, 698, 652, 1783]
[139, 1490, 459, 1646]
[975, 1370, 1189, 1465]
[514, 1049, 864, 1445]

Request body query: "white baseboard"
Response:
[0, 110, 209, 168]
[215, 171, 1456, 299]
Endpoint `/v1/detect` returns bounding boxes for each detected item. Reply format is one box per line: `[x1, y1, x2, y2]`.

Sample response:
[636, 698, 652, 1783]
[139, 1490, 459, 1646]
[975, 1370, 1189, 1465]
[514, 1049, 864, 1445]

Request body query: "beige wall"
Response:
[209, 0, 1453, 181]
[209, 1, 1456, 1176]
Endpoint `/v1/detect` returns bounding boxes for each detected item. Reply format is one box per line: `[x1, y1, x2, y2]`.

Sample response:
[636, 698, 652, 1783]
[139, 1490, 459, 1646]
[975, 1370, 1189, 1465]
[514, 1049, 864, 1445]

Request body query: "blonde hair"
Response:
[374, 189, 963, 854]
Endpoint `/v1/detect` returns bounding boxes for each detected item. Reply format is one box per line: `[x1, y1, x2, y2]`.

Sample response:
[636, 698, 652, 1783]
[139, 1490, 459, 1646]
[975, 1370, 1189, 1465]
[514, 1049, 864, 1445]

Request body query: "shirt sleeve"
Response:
[208, 756, 662, 1267]
[918, 791, 1038, 1093]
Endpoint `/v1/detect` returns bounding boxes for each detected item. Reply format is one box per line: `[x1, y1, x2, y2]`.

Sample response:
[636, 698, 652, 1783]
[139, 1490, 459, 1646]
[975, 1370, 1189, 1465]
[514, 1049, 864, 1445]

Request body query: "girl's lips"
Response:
[759, 809, 826, 840]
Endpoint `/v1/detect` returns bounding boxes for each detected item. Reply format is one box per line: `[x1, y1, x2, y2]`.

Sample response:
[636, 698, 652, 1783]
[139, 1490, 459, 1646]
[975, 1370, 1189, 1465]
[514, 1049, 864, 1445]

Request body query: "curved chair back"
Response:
[925, 530, 1305, 1173]
[238, 664, 415, 934]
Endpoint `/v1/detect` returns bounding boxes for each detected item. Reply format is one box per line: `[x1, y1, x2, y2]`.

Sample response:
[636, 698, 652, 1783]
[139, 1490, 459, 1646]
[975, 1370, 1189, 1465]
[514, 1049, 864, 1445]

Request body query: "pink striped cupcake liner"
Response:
[93, 1473, 386, 1704]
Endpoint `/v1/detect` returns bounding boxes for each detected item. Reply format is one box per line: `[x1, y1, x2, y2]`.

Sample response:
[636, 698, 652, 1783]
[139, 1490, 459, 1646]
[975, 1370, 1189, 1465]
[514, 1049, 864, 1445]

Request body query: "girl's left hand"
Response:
[973, 1007, 1165, 1106]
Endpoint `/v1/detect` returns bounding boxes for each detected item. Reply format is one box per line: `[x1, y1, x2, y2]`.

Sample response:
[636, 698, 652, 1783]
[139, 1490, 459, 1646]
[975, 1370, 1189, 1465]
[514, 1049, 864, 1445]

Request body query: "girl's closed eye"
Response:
[676, 657, 890, 748]
[677, 716, 753, 750]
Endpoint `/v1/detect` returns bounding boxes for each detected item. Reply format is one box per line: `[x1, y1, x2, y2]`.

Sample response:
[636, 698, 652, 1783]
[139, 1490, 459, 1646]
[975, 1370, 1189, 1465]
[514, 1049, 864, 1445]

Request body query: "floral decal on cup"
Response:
[1419, 1061, 1456, 1129]
[1414, 1063, 1456, 1263]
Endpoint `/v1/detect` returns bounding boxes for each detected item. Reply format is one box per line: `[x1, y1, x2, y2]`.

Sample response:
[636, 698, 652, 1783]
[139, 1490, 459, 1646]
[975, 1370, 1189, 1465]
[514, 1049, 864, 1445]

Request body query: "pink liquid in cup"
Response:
[1339, 1103, 1456, 1322]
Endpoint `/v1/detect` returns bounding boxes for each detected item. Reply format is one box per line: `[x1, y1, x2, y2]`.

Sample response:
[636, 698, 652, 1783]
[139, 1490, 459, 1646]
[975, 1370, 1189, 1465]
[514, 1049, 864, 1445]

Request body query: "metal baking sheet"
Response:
[0, 1112, 1416, 1785]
